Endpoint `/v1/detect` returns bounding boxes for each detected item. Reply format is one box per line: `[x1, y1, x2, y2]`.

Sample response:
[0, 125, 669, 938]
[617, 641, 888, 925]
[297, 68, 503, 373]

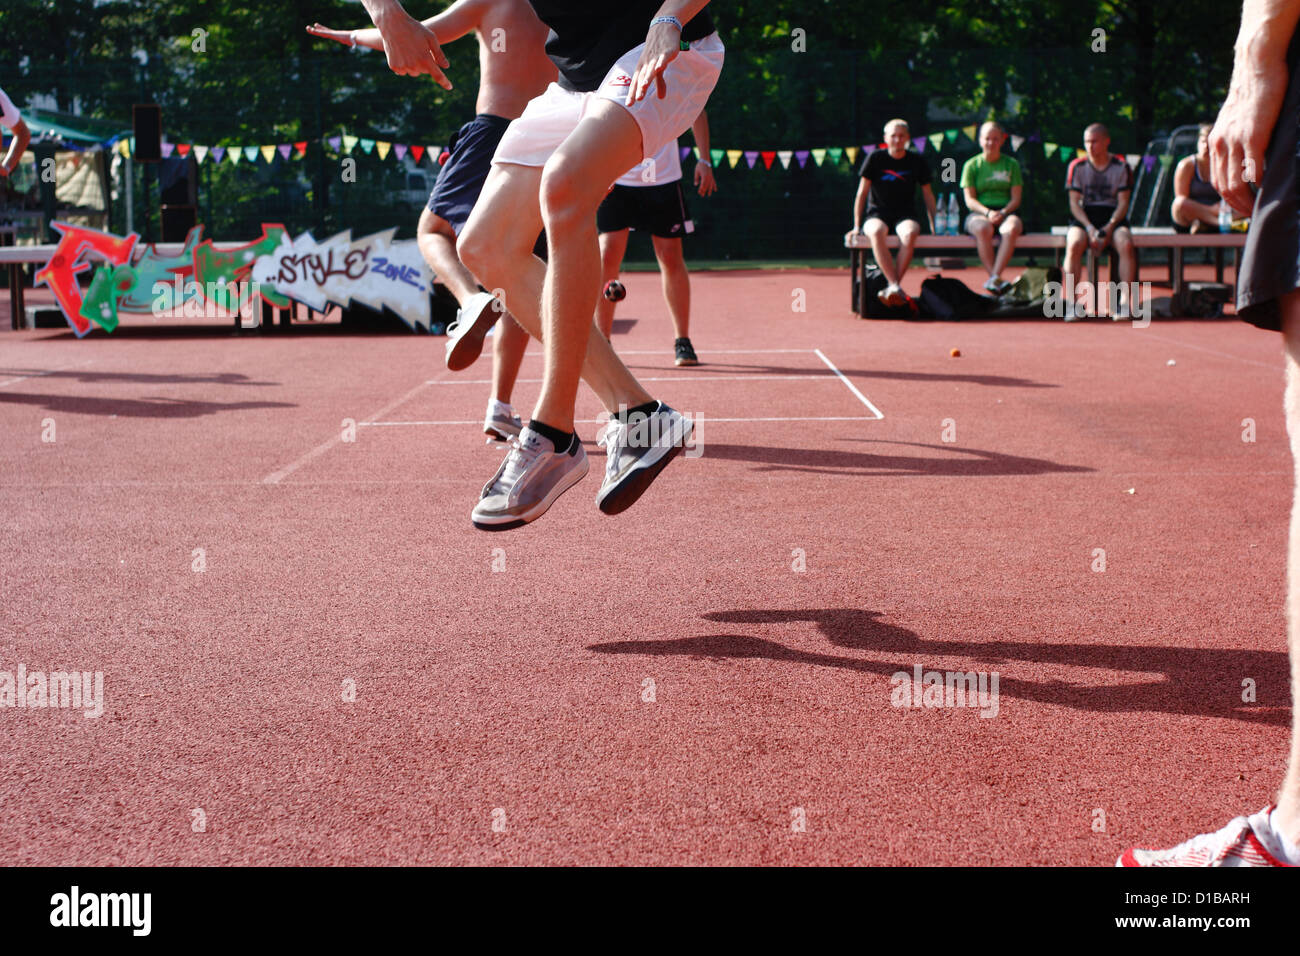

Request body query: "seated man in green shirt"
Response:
[960, 121, 1024, 294]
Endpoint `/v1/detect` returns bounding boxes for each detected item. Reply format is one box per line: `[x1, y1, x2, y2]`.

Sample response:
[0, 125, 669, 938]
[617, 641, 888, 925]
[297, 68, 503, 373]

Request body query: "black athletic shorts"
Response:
[597, 180, 693, 238]
[428, 113, 512, 234]
[1238, 33, 1300, 331]
[864, 206, 918, 234]
[1074, 204, 1130, 233]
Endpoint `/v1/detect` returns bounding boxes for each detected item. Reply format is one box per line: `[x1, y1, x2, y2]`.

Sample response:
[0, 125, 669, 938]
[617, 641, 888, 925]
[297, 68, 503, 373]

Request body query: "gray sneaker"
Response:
[484, 404, 523, 443]
[595, 403, 692, 516]
[472, 427, 588, 530]
[445, 291, 500, 372]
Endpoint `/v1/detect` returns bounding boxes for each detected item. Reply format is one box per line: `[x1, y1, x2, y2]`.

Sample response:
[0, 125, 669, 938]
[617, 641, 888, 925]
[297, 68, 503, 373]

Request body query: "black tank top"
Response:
[1187, 159, 1220, 205]
[530, 2, 716, 92]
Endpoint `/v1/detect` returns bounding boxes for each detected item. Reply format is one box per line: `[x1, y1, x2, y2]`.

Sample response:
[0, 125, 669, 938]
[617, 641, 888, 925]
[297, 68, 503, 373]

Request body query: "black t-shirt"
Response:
[529, 2, 716, 92]
[858, 148, 931, 220]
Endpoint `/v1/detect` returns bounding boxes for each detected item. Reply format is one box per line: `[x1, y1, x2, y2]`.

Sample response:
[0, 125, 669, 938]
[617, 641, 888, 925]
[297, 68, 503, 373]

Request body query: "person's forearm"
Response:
[1235, 0, 1300, 65]
[350, 27, 385, 51]
[853, 185, 868, 230]
[692, 110, 711, 159]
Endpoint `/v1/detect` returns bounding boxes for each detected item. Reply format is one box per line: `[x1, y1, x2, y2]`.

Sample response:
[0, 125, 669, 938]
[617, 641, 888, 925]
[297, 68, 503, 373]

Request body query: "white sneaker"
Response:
[445, 291, 500, 372]
[483, 401, 522, 443]
[1117, 806, 1295, 867]
[595, 403, 692, 516]
[472, 427, 588, 530]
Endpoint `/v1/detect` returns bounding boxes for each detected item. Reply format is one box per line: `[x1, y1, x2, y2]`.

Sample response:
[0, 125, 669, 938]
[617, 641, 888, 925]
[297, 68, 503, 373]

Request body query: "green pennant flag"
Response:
[827, 147, 843, 166]
[710, 148, 724, 167]
[1159, 154, 1174, 169]
[1044, 143, 1058, 158]
[358, 138, 375, 155]
[944, 129, 960, 144]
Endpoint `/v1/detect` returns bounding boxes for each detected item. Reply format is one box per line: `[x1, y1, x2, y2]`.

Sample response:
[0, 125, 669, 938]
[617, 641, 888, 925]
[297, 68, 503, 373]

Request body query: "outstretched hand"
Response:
[306, 23, 354, 47]
[373, 7, 452, 88]
[626, 22, 682, 105]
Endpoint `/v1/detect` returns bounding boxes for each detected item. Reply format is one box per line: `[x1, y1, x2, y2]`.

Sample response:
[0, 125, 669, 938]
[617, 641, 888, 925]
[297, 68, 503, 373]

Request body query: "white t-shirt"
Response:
[0, 86, 20, 127]
[616, 139, 683, 188]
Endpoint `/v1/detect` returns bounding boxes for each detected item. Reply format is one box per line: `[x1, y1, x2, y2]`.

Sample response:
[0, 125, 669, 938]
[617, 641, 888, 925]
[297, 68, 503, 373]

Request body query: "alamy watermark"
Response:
[890, 664, 1000, 717]
[599, 406, 704, 459]
[1, 664, 104, 718]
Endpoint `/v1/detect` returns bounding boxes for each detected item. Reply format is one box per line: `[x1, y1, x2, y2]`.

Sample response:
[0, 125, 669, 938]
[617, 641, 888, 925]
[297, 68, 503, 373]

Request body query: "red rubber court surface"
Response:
[0, 267, 1290, 865]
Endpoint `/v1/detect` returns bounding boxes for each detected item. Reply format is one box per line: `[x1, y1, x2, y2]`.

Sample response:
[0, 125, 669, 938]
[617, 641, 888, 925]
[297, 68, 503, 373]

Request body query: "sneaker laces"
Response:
[486, 431, 547, 496]
[596, 417, 624, 477]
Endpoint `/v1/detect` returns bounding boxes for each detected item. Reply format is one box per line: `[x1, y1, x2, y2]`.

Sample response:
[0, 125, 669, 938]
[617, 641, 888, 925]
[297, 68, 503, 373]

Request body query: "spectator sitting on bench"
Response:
[1171, 123, 1228, 233]
[845, 118, 936, 307]
[1063, 122, 1136, 320]
[960, 121, 1024, 295]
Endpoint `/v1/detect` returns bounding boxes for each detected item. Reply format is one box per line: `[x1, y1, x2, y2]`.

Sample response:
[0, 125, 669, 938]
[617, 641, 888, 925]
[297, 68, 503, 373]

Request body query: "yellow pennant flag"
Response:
[929, 132, 943, 150]
[258, 145, 274, 163]
[726, 149, 742, 168]
[963, 124, 978, 141]
[376, 141, 391, 160]
[846, 146, 858, 165]
[1077, 148, 1087, 159]
[811, 148, 827, 166]
[342, 134, 359, 153]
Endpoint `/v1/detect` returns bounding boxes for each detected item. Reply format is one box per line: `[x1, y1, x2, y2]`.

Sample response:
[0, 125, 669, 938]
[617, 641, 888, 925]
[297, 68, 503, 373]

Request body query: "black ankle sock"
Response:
[528, 419, 576, 454]
[615, 400, 659, 423]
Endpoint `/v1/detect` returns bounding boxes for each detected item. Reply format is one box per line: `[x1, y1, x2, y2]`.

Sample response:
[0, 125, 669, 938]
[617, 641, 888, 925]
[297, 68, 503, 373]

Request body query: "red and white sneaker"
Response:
[1117, 806, 1295, 867]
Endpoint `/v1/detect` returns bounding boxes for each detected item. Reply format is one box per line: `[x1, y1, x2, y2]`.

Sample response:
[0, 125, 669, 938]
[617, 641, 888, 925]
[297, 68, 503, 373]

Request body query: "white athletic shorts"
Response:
[493, 32, 724, 171]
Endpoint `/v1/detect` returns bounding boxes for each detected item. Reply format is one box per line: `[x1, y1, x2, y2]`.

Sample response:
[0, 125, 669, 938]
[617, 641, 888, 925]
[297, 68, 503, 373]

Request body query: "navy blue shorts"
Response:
[1238, 33, 1300, 332]
[428, 114, 512, 234]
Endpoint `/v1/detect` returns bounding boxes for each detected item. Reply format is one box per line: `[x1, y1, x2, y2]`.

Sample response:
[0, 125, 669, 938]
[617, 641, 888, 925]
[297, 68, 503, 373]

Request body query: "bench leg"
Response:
[1216, 247, 1225, 284]
[850, 248, 859, 314]
[1172, 247, 1185, 296]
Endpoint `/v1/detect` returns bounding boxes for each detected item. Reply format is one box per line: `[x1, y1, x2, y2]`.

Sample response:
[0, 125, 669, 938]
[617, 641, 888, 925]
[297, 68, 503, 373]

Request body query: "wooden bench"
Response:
[845, 228, 1248, 315]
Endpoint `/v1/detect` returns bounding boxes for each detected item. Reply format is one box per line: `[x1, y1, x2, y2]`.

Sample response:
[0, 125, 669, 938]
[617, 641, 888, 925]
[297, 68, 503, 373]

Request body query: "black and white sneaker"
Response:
[674, 337, 699, 367]
[595, 402, 693, 515]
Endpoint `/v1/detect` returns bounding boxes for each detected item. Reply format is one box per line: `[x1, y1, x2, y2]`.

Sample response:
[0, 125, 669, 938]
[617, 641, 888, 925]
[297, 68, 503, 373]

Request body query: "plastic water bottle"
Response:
[934, 199, 948, 236]
[947, 192, 961, 235]
[1218, 202, 1231, 233]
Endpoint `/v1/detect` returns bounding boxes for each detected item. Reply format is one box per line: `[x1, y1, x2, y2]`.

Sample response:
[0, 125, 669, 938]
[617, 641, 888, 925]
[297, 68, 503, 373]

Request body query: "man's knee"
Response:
[540, 154, 602, 229]
[863, 219, 888, 240]
[896, 221, 920, 244]
[653, 237, 687, 273]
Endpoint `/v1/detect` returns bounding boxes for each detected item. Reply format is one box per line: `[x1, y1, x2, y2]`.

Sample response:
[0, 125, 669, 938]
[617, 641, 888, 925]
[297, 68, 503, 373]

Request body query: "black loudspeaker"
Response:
[159, 155, 198, 205]
[160, 205, 197, 242]
[133, 104, 162, 163]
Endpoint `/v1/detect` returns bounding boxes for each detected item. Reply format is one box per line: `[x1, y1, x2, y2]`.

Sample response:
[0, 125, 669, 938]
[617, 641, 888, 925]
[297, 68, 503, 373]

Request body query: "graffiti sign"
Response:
[36, 222, 434, 335]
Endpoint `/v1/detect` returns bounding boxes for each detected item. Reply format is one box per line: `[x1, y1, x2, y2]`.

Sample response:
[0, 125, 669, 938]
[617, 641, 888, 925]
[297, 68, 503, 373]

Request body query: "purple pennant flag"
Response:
[211, 146, 226, 163]
[161, 142, 174, 158]
[680, 146, 691, 162]
[394, 143, 407, 160]
[1142, 154, 1157, 173]
[743, 150, 758, 168]
[913, 136, 926, 152]
[794, 149, 810, 168]
[277, 144, 291, 160]
[863, 143, 878, 156]
[328, 136, 342, 152]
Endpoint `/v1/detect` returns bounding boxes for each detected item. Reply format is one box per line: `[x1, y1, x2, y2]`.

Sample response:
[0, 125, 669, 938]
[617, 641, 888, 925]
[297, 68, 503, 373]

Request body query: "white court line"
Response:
[262, 378, 436, 484]
[361, 416, 878, 427]
[424, 374, 837, 385]
[615, 348, 815, 355]
[813, 349, 884, 420]
[0, 359, 96, 389]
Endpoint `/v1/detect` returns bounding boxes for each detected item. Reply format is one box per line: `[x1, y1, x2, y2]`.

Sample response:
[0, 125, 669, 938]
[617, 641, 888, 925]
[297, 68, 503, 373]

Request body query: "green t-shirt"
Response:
[960, 154, 1023, 210]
